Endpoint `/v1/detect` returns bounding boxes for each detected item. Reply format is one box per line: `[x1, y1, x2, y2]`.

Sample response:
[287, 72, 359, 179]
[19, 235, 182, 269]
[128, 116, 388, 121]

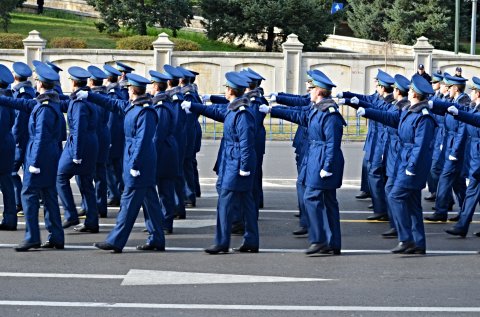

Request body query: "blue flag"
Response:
[331, 2, 344, 14]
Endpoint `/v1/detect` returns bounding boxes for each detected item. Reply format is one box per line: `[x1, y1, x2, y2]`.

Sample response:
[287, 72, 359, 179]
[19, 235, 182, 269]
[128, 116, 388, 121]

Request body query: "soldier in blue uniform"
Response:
[77, 73, 166, 253]
[357, 74, 436, 254]
[425, 74, 470, 222]
[178, 66, 201, 208]
[262, 72, 346, 256]
[103, 64, 125, 207]
[188, 69, 202, 198]
[115, 61, 135, 101]
[149, 70, 179, 234]
[10, 62, 36, 215]
[57, 67, 99, 233]
[0, 65, 17, 231]
[45, 61, 65, 96]
[164, 64, 187, 219]
[181, 72, 258, 254]
[0, 62, 64, 250]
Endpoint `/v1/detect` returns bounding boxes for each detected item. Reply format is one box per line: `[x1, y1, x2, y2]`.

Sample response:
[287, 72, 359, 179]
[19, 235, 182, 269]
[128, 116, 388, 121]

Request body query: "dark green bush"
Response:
[116, 35, 155, 50]
[0, 33, 23, 49]
[50, 37, 87, 48]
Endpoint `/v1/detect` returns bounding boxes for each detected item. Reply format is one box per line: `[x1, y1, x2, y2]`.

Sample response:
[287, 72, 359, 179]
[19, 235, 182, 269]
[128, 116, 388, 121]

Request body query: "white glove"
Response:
[447, 105, 459, 116]
[28, 165, 40, 174]
[130, 169, 141, 177]
[320, 169, 332, 178]
[76, 90, 88, 100]
[428, 100, 433, 109]
[181, 100, 191, 114]
[337, 98, 346, 105]
[202, 94, 211, 103]
[269, 92, 278, 98]
[73, 159, 82, 164]
[356, 107, 366, 117]
[259, 104, 271, 113]
[269, 94, 277, 103]
[239, 170, 250, 176]
[336, 92, 343, 98]
[448, 155, 458, 161]
[406, 169, 415, 176]
[440, 144, 443, 151]
[350, 96, 359, 105]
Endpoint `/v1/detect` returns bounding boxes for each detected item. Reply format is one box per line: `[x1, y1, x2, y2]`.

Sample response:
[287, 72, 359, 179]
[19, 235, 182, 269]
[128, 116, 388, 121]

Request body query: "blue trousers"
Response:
[57, 172, 98, 228]
[95, 163, 108, 217]
[0, 173, 16, 227]
[360, 155, 370, 193]
[297, 183, 308, 229]
[193, 156, 201, 197]
[22, 185, 63, 244]
[389, 186, 425, 248]
[183, 154, 196, 204]
[157, 178, 175, 231]
[174, 176, 186, 217]
[303, 187, 341, 250]
[255, 154, 264, 209]
[427, 148, 445, 194]
[454, 178, 480, 233]
[12, 160, 23, 207]
[434, 165, 466, 216]
[106, 157, 123, 201]
[384, 177, 397, 229]
[215, 188, 259, 248]
[367, 162, 387, 214]
[106, 186, 165, 250]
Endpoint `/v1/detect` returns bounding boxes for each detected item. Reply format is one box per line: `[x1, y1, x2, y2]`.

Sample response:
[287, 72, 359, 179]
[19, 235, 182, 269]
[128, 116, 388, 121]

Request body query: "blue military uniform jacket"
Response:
[152, 92, 179, 179]
[182, 85, 202, 159]
[246, 88, 267, 157]
[0, 89, 15, 174]
[91, 86, 111, 164]
[88, 93, 158, 188]
[11, 82, 35, 164]
[272, 98, 346, 190]
[190, 96, 256, 192]
[166, 87, 186, 163]
[58, 88, 99, 175]
[0, 91, 62, 187]
[106, 82, 125, 160]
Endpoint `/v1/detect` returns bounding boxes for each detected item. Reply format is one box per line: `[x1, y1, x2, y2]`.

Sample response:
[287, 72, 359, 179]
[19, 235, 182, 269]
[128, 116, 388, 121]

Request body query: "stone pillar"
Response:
[282, 34, 304, 94]
[23, 30, 47, 67]
[152, 33, 175, 70]
[413, 36, 434, 74]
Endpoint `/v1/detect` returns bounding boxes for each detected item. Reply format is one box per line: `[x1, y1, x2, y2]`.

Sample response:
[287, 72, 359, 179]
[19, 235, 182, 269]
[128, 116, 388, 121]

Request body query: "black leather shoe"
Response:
[424, 214, 447, 222]
[404, 246, 426, 254]
[474, 231, 480, 237]
[204, 245, 229, 254]
[40, 241, 64, 249]
[445, 227, 467, 237]
[136, 244, 165, 251]
[163, 228, 173, 235]
[107, 198, 120, 207]
[366, 213, 389, 221]
[93, 242, 122, 253]
[424, 193, 436, 201]
[292, 227, 308, 235]
[368, 204, 374, 209]
[16, 204, 23, 212]
[319, 247, 341, 255]
[99, 213, 108, 218]
[448, 214, 460, 222]
[391, 241, 415, 254]
[14, 242, 41, 252]
[305, 243, 328, 255]
[78, 209, 86, 217]
[73, 224, 99, 233]
[185, 201, 196, 208]
[0, 223, 17, 231]
[381, 228, 398, 238]
[174, 214, 186, 220]
[62, 219, 80, 229]
[355, 191, 371, 199]
[233, 244, 259, 253]
[294, 213, 300, 218]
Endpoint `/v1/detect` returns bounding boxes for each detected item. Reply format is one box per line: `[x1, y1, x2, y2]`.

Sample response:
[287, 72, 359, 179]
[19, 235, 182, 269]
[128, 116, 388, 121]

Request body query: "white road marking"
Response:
[0, 301, 479, 312]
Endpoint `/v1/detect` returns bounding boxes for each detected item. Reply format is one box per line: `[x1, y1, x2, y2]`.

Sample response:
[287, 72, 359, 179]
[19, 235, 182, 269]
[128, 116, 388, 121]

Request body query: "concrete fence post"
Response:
[413, 36, 434, 74]
[282, 34, 304, 94]
[153, 33, 174, 70]
[23, 30, 47, 67]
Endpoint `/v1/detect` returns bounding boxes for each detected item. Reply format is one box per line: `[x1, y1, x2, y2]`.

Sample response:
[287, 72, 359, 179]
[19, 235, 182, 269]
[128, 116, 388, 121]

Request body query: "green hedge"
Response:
[0, 33, 24, 49]
[50, 37, 87, 48]
[116, 35, 200, 51]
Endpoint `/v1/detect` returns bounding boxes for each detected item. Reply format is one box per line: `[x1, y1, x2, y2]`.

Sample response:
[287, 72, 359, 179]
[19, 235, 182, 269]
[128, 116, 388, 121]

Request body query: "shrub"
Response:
[0, 33, 23, 49]
[172, 38, 200, 51]
[50, 37, 87, 48]
[116, 35, 155, 50]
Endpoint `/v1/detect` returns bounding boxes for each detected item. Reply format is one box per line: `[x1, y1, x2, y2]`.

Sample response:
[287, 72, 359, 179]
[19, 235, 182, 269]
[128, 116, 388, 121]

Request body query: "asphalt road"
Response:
[0, 141, 479, 317]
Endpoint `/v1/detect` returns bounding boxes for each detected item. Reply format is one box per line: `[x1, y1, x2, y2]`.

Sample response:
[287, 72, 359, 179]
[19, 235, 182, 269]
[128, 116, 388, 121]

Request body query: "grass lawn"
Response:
[5, 9, 252, 51]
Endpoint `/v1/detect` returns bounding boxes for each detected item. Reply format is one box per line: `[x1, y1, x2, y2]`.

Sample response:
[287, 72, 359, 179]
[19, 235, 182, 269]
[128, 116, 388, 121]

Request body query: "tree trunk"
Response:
[137, 0, 147, 35]
[265, 26, 275, 52]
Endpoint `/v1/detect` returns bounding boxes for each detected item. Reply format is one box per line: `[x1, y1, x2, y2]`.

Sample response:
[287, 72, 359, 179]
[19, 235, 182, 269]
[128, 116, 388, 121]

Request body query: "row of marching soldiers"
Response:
[0, 60, 269, 253]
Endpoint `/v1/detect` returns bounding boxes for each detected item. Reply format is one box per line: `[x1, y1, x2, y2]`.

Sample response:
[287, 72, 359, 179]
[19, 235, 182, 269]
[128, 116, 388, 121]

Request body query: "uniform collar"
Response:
[313, 98, 336, 112]
[131, 94, 152, 106]
[228, 96, 249, 111]
[408, 100, 429, 113]
[36, 90, 60, 103]
[395, 97, 409, 109]
[152, 92, 170, 104]
[70, 86, 90, 101]
[246, 89, 261, 99]
[12, 81, 33, 92]
[0, 88, 12, 97]
[181, 84, 196, 94]
[91, 86, 107, 94]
